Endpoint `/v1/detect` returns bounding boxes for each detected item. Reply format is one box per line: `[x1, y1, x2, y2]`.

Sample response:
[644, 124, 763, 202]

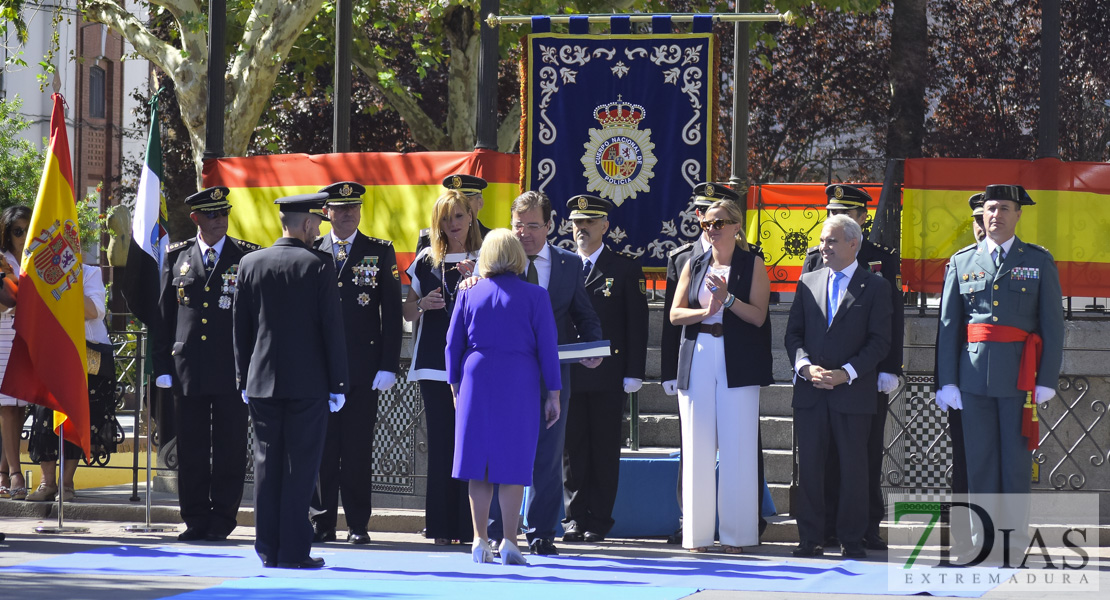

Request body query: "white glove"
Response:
[877, 372, 900, 395]
[329, 393, 346, 412]
[241, 391, 249, 405]
[155, 374, 172, 389]
[935, 384, 962, 412]
[662, 380, 678, 396]
[372, 371, 397, 392]
[1035, 385, 1056, 404]
[623, 378, 643, 394]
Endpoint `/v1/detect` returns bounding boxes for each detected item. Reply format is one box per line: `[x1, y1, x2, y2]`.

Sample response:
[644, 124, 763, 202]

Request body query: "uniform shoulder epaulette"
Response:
[668, 242, 694, 258]
[168, 239, 194, 253]
[418, 228, 430, 238]
[953, 243, 977, 256]
[1025, 243, 1052, 255]
[231, 238, 262, 252]
[805, 245, 819, 255]
[366, 235, 393, 247]
[617, 250, 640, 261]
[880, 244, 898, 256]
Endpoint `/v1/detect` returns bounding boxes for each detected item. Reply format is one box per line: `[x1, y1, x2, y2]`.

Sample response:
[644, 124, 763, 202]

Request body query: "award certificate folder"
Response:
[558, 340, 611, 363]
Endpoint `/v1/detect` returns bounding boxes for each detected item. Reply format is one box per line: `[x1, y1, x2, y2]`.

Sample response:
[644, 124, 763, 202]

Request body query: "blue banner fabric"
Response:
[523, 33, 718, 269]
[610, 16, 631, 34]
[652, 16, 673, 34]
[569, 15, 590, 35]
[531, 17, 551, 34]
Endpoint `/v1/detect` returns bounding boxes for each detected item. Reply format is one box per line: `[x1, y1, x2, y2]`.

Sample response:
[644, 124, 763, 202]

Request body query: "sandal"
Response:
[433, 538, 451, 546]
[688, 546, 709, 553]
[0, 472, 9, 498]
[6, 473, 27, 501]
[721, 545, 744, 554]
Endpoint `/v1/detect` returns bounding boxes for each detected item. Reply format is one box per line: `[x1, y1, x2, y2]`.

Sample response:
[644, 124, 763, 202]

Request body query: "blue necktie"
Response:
[828, 271, 845, 327]
[582, 259, 592, 281]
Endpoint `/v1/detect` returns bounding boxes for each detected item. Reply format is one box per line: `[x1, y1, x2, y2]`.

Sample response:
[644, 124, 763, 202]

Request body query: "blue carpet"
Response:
[164, 577, 694, 600]
[2, 544, 995, 596]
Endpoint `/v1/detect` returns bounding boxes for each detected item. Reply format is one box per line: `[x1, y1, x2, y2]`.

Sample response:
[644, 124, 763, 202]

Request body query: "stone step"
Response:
[759, 384, 794, 417]
[620, 413, 794, 453]
[760, 415, 793, 452]
[764, 448, 793, 485]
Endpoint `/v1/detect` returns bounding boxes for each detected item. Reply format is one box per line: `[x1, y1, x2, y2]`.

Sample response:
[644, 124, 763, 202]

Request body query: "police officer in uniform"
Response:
[155, 186, 261, 542]
[416, 175, 492, 254]
[310, 182, 403, 544]
[661, 182, 769, 544]
[233, 194, 348, 569]
[800, 184, 902, 551]
[561, 195, 649, 543]
[936, 184, 1063, 558]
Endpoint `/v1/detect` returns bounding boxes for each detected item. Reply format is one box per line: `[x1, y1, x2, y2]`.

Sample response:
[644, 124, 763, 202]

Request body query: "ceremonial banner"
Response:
[522, 31, 718, 269]
[902, 158, 1110, 296]
[203, 150, 519, 278]
[121, 99, 169, 335]
[0, 94, 90, 459]
[745, 183, 883, 292]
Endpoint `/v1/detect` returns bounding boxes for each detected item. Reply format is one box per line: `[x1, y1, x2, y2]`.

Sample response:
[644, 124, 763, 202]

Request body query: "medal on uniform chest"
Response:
[178, 287, 189, 306]
[221, 264, 238, 294]
[353, 256, 378, 287]
[180, 261, 191, 276]
[358, 292, 370, 307]
[868, 261, 882, 274]
[218, 295, 232, 309]
[603, 278, 614, 297]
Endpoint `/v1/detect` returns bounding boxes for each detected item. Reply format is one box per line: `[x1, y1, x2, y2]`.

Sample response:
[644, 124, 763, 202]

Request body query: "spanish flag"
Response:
[0, 94, 90, 459]
[902, 158, 1110, 295]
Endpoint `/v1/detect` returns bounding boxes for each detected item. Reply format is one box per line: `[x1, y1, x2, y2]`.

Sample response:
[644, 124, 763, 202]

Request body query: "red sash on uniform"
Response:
[967, 323, 1044, 450]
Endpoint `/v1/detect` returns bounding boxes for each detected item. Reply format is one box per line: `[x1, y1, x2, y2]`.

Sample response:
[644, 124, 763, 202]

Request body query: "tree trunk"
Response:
[886, 0, 928, 161]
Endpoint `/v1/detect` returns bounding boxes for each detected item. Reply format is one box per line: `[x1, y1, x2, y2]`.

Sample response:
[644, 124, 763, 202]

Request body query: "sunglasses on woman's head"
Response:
[700, 219, 737, 231]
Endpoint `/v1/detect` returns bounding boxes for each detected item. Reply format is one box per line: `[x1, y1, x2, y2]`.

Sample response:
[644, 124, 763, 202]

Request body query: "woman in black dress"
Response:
[403, 190, 484, 545]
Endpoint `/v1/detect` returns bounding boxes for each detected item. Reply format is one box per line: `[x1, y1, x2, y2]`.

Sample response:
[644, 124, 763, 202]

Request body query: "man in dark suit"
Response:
[309, 182, 403, 545]
[562, 195, 648, 543]
[505, 190, 602, 556]
[154, 186, 261, 542]
[416, 174, 492, 254]
[800, 184, 903, 551]
[233, 194, 349, 569]
[936, 184, 1064, 560]
[785, 214, 892, 559]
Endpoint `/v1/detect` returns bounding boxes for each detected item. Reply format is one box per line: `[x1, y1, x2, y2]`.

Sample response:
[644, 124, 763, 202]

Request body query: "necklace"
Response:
[440, 251, 473, 307]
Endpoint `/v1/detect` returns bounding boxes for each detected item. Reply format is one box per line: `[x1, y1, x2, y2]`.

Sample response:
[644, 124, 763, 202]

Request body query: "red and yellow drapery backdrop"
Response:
[902, 157, 1110, 296]
[203, 150, 520, 279]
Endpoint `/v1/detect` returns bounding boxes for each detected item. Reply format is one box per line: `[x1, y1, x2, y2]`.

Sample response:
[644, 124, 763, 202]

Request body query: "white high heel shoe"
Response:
[499, 539, 528, 565]
[472, 538, 494, 563]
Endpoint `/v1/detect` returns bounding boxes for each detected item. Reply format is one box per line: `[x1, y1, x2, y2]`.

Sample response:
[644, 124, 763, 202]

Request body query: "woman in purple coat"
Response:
[446, 229, 562, 565]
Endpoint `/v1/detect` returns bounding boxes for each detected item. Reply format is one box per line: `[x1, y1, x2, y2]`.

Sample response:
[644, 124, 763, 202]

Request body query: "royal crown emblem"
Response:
[26, 219, 82, 300]
[212, 188, 224, 201]
[580, 95, 657, 206]
[340, 183, 353, 197]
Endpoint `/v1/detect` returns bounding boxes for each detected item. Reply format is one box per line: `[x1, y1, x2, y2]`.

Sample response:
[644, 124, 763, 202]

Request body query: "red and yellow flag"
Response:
[0, 94, 90, 459]
[204, 149, 520, 278]
[902, 158, 1110, 295]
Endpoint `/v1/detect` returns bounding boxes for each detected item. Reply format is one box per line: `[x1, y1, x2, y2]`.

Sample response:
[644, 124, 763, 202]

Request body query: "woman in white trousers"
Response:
[670, 197, 773, 553]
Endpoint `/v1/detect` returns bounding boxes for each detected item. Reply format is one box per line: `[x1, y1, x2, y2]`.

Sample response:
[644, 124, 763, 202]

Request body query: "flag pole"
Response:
[34, 421, 89, 534]
[124, 328, 174, 532]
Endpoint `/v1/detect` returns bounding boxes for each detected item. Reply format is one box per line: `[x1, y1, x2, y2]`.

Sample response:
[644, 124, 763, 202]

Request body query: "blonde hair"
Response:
[705, 199, 750, 251]
[477, 229, 528, 277]
[430, 190, 483, 268]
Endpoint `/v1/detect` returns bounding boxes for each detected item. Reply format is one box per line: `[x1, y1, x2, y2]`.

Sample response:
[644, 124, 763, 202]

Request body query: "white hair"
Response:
[823, 213, 862, 246]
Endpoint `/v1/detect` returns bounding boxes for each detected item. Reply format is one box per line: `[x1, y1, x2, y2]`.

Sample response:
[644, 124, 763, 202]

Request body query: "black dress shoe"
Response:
[841, 542, 868, 559]
[313, 529, 337, 543]
[863, 533, 888, 550]
[177, 528, 207, 542]
[823, 535, 840, 548]
[562, 522, 584, 542]
[792, 541, 824, 557]
[348, 529, 371, 545]
[529, 538, 559, 555]
[205, 531, 229, 542]
[276, 556, 325, 569]
[583, 531, 605, 543]
[666, 527, 682, 545]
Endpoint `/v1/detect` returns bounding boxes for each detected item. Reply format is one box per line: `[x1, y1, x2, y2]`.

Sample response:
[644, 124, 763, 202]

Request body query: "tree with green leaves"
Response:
[0, 96, 45, 211]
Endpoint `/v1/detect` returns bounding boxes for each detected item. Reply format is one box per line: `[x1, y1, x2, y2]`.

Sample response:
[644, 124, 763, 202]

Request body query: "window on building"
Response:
[89, 67, 105, 119]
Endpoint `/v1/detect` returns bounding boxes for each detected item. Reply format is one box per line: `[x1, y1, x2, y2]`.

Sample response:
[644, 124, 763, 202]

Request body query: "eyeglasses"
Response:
[201, 209, 231, 218]
[699, 219, 738, 231]
[11, 226, 25, 237]
[511, 221, 546, 233]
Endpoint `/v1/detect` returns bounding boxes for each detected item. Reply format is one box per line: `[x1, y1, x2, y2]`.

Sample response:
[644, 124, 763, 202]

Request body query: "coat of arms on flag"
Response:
[27, 219, 82, 298]
[522, 29, 717, 269]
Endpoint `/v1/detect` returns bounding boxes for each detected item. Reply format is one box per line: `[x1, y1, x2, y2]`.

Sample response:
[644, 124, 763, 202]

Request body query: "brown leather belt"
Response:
[698, 323, 724, 338]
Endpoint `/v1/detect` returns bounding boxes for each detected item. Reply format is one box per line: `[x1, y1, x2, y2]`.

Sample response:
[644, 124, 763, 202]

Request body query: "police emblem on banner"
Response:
[581, 97, 657, 206]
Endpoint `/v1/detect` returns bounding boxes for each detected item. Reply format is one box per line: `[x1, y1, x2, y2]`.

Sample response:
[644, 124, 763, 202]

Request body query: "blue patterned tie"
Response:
[828, 271, 845, 327]
[993, 247, 1003, 269]
[582, 259, 592, 281]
